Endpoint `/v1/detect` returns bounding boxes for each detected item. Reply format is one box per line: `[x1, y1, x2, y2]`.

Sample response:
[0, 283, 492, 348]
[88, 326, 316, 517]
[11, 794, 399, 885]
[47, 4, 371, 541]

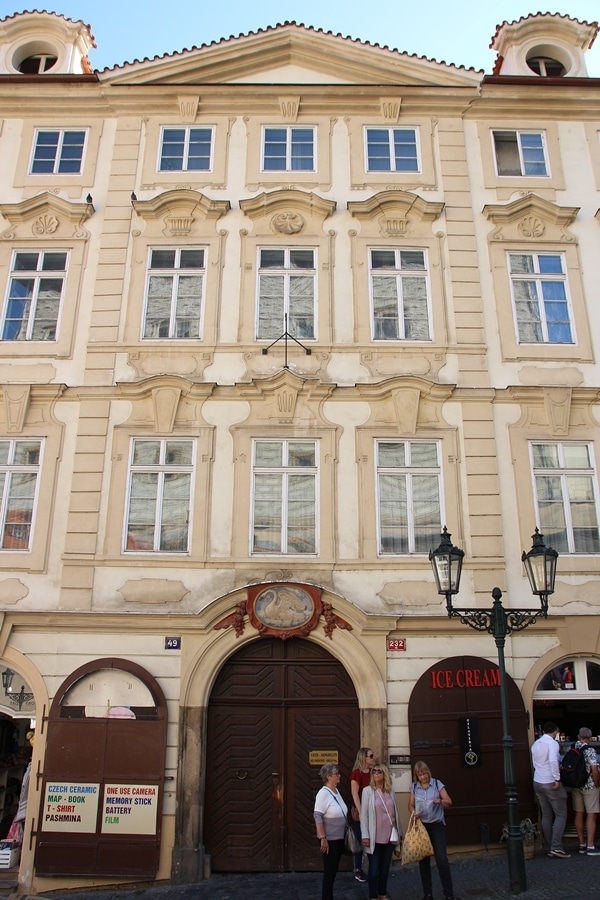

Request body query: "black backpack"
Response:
[560, 745, 588, 788]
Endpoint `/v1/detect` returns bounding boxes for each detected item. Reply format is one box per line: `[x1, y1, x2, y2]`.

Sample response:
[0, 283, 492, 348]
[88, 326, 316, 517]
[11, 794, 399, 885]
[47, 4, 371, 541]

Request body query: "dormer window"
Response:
[17, 54, 57, 74]
[526, 56, 566, 77]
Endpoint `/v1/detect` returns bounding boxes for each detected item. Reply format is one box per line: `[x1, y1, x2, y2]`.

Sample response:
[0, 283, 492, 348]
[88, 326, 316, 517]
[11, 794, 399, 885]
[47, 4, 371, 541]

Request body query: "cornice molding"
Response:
[0, 192, 94, 238]
[240, 189, 336, 222]
[132, 189, 230, 226]
[483, 192, 579, 228]
[348, 189, 444, 224]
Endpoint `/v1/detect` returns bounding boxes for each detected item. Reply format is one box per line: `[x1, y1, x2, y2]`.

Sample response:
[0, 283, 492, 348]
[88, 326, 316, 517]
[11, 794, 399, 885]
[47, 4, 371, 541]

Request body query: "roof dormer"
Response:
[490, 12, 598, 77]
[0, 10, 96, 75]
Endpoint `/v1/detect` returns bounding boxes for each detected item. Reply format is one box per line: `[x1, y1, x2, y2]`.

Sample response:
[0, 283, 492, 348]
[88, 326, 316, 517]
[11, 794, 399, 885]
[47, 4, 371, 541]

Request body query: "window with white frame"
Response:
[252, 440, 317, 555]
[142, 248, 206, 339]
[262, 127, 315, 171]
[2, 250, 67, 341]
[257, 248, 316, 340]
[125, 439, 194, 552]
[531, 442, 600, 555]
[365, 128, 419, 172]
[492, 130, 549, 177]
[508, 252, 573, 344]
[370, 248, 431, 340]
[159, 127, 214, 171]
[30, 129, 86, 174]
[376, 440, 442, 554]
[0, 439, 42, 551]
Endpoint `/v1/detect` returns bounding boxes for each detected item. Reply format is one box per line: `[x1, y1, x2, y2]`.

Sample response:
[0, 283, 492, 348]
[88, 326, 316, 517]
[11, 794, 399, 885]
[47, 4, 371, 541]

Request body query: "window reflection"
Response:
[536, 661, 576, 691]
[586, 662, 600, 691]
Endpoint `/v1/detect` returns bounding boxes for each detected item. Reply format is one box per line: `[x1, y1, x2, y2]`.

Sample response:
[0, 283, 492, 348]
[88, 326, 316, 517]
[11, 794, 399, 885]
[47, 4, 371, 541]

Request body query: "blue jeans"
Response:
[352, 820, 363, 871]
[419, 821, 454, 900]
[367, 842, 395, 899]
[321, 839, 344, 900]
[533, 780, 568, 852]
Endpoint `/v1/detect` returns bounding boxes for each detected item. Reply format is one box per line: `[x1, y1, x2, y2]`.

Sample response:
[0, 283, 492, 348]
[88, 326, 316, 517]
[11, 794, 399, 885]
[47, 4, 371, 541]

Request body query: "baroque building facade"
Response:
[0, 8, 599, 891]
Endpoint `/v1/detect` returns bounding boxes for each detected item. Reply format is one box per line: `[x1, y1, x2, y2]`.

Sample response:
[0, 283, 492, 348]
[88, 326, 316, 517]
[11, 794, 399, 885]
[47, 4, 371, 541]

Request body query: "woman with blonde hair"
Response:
[350, 746, 376, 882]
[360, 762, 401, 900]
[408, 760, 454, 900]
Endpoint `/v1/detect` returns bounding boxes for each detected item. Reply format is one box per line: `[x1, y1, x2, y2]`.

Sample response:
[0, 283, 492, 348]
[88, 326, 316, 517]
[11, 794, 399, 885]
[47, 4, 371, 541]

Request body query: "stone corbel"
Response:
[543, 387, 572, 436]
[392, 387, 420, 435]
[3, 384, 31, 433]
[380, 97, 401, 123]
[178, 95, 200, 122]
[274, 385, 299, 423]
[152, 386, 182, 433]
[279, 96, 300, 121]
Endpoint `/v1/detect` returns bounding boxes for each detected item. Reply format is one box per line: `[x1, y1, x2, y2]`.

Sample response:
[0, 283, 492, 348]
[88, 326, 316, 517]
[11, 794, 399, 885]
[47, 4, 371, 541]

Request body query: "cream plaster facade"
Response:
[0, 8, 599, 891]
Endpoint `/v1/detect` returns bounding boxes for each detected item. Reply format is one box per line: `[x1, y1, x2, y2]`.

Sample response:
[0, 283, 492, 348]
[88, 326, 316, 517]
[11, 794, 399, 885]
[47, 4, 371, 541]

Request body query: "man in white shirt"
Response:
[531, 720, 570, 858]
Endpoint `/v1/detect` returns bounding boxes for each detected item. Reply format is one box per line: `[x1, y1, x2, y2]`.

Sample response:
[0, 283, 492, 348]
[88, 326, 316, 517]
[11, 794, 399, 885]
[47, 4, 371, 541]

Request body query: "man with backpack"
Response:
[569, 727, 600, 856]
[531, 721, 570, 858]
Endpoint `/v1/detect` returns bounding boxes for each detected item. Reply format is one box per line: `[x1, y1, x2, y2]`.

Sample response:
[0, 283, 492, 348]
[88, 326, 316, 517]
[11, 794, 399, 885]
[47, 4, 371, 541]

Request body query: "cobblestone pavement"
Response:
[33, 843, 600, 900]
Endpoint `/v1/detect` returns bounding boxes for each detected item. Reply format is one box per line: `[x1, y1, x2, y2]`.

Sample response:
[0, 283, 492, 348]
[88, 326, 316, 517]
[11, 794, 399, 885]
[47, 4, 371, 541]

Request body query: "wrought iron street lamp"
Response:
[429, 527, 558, 894]
[1, 667, 34, 710]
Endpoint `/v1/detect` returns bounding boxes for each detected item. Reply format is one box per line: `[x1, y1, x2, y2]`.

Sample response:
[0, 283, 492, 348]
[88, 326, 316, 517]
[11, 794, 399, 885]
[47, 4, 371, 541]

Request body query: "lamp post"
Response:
[429, 527, 558, 894]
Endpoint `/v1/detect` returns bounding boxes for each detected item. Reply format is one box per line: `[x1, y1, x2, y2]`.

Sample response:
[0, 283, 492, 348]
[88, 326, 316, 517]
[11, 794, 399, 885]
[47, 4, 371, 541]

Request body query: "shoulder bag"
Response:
[325, 788, 361, 855]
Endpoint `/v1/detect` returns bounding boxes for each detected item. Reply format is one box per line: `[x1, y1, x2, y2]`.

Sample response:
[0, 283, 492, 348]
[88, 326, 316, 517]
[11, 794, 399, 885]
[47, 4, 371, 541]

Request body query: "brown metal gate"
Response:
[408, 655, 535, 846]
[35, 658, 167, 878]
[204, 637, 359, 872]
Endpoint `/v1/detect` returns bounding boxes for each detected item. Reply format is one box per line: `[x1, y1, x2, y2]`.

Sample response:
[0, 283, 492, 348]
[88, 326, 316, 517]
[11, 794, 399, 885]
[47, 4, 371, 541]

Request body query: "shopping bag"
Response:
[344, 823, 361, 855]
[400, 813, 434, 865]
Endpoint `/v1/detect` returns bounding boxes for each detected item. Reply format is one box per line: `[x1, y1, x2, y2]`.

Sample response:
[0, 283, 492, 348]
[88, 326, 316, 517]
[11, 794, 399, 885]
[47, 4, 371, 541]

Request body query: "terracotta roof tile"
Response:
[0, 9, 97, 47]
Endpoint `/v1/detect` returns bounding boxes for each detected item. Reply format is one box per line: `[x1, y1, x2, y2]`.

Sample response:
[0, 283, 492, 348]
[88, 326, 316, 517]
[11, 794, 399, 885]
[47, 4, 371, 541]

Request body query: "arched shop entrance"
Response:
[408, 656, 535, 846]
[0, 665, 35, 845]
[204, 637, 359, 872]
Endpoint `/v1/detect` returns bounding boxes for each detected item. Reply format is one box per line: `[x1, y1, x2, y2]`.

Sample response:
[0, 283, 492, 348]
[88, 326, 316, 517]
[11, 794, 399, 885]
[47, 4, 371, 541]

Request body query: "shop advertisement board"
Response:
[41, 783, 100, 832]
[102, 784, 159, 835]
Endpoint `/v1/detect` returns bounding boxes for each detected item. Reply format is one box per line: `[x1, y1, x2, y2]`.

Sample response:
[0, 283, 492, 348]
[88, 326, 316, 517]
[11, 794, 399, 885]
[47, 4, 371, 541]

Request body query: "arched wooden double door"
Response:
[204, 638, 359, 872]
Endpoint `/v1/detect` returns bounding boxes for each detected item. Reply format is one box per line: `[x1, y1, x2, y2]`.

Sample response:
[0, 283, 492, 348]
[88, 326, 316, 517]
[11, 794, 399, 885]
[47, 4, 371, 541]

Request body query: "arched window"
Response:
[533, 658, 600, 745]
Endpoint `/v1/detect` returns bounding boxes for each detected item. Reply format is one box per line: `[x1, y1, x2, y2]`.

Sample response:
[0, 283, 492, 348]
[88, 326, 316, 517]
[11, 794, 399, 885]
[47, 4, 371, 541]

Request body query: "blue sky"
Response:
[6, 1, 600, 75]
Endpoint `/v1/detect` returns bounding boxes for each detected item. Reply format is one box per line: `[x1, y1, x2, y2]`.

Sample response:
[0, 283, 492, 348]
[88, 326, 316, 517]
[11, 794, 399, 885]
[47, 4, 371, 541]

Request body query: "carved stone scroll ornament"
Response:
[214, 583, 352, 640]
[517, 216, 545, 239]
[271, 211, 305, 234]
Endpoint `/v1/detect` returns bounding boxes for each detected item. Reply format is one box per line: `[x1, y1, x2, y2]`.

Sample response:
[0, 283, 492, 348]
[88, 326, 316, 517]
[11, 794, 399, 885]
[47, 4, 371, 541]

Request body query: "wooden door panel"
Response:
[287, 706, 359, 871]
[205, 708, 280, 871]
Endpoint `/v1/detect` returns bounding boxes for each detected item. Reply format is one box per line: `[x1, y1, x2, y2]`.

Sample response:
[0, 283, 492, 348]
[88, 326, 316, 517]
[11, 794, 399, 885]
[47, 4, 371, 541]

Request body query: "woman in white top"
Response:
[314, 763, 348, 900]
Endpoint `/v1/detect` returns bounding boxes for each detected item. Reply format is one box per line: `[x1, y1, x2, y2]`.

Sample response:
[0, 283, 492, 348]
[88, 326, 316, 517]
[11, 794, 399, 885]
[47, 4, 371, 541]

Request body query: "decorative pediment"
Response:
[354, 376, 454, 431]
[348, 190, 444, 238]
[0, 192, 94, 239]
[101, 24, 483, 89]
[237, 370, 334, 424]
[483, 194, 579, 242]
[117, 376, 214, 431]
[240, 189, 336, 230]
[132, 189, 230, 236]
